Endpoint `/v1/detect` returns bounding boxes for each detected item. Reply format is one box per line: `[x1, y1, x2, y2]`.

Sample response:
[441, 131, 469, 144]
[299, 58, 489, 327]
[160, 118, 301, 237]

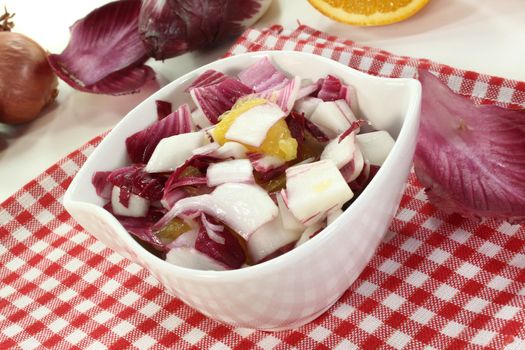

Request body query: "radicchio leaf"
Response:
[317, 75, 344, 100]
[286, 111, 329, 143]
[156, 100, 172, 120]
[194, 214, 246, 269]
[185, 69, 227, 91]
[104, 203, 167, 254]
[339, 144, 365, 183]
[161, 188, 187, 210]
[316, 75, 355, 109]
[349, 163, 380, 193]
[165, 176, 208, 190]
[107, 164, 166, 207]
[238, 57, 289, 93]
[154, 183, 278, 239]
[248, 153, 286, 181]
[285, 111, 328, 162]
[247, 152, 284, 173]
[161, 156, 218, 208]
[414, 71, 525, 223]
[139, 0, 269, 60]
[92, 171, 112, 199]
[48, 0, 154, 95]
[189, 77, 253, 124]
[338, 120, 366, 143]
[162, 175, 210, 207]
[126, 103, 193, 163]
[256, 76, 301, 114]
[165, 154, 219, 188]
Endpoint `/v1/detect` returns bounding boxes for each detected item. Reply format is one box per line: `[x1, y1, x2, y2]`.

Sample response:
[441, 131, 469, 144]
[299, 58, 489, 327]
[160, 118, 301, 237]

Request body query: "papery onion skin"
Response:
[0, 32, 58, 124]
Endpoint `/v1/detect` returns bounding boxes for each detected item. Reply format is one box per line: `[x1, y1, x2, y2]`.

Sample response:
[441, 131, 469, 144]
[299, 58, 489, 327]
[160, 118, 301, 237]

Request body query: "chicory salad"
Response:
[92, 57, 395, 271]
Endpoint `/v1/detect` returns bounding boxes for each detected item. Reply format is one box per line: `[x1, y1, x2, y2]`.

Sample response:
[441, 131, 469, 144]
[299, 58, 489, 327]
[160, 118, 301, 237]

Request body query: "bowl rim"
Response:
[64, 50, 422, 282]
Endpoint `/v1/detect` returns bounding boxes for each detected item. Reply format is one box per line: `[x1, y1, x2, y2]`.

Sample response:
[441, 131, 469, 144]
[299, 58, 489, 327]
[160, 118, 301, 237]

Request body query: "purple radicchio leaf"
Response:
[316, 75, 355, 109]
[414, 71, 525, 224]
[238, 57, 289, 93]
[160, 188, 187, 210]
[285, 111, 328, 161]
[185, 69, 227, 91]
[349, 163, 380, 193]
[139, 0, 269, 60]
[104, 203, 167, 255]
[92, 171, 112, 200]
[155, 100, 172, 120]
[107, 164, 167, 207]
[286, 111, 329, 143]
[189, 76, 253, 124]
[195, 214, 246, 269]
[162, 156, 217, 206]
[338, 120, 367, 143]
[126, 103, 193, 164]
[256, 76, 301, 114]
[48, 0, 155, 95]
[247, 152, 286, 182]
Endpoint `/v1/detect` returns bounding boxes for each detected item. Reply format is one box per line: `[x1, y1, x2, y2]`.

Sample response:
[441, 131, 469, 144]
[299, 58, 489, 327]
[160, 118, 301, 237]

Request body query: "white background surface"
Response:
[1, 0, 524, 203]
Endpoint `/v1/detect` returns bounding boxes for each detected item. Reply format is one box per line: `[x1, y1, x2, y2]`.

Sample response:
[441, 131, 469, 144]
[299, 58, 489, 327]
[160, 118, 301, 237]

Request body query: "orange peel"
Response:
[308, 0, 430, 26]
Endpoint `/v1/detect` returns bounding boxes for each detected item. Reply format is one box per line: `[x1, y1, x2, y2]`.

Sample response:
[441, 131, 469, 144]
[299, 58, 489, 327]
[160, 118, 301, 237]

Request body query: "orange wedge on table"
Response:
[308, 0, 430, 26]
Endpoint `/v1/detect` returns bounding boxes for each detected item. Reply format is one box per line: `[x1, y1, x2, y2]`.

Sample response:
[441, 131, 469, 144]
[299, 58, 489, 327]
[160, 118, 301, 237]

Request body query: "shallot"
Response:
[0, 9, 58, 124]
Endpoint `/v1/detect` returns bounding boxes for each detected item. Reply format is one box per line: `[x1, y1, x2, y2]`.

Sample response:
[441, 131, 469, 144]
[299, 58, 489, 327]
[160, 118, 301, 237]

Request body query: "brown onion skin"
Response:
[0, 32, 58, 124]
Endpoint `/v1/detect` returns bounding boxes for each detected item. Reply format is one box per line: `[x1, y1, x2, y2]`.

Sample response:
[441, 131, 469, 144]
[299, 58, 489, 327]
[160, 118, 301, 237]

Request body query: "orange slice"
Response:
[213, 98, 298, 161]
[308, 0, 430, 26]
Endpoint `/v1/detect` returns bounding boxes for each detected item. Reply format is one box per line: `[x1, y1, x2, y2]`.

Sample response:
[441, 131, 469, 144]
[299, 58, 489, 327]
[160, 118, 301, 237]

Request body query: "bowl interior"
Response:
[66, 51, 417, 206]
[64, 51, 421, 279]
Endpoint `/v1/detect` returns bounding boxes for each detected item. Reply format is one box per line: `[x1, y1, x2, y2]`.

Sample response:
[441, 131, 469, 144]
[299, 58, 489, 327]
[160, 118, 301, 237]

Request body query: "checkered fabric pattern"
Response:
[1, 25, 525, 349]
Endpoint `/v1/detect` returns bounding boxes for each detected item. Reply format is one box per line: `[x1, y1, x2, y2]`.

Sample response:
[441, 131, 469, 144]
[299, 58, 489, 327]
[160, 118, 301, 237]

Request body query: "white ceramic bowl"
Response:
[64, 51, 421, 331]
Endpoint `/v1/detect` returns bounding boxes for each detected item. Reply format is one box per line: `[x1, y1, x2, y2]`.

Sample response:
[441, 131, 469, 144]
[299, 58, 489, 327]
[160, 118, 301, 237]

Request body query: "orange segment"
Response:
[212, 98, 298, 161]
[157, 218, 191, 244]
[308, 0, 430, 26]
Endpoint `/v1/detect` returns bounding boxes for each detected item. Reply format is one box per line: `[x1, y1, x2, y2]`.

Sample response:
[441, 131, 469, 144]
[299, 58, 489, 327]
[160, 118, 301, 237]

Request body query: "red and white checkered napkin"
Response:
[1, 25, 525, 350]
